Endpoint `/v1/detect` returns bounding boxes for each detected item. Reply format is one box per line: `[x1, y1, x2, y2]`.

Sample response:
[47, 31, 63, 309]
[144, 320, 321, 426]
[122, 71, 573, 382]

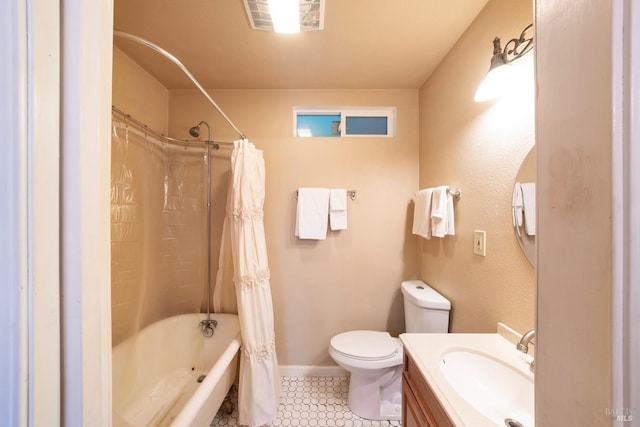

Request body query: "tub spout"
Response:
[200, 318, 218, 337]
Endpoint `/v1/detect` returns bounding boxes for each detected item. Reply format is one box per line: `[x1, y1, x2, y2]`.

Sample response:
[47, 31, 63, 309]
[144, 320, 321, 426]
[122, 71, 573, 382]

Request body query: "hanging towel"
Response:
[520, 182, 536, 236]
[431, 186, 455, 238]
[329, 188, 348, 230]
[512, 182, 524, 237]
[445, 189, 455, 236]
[412, 188, 433, 239]
[295, 188, 330, 240]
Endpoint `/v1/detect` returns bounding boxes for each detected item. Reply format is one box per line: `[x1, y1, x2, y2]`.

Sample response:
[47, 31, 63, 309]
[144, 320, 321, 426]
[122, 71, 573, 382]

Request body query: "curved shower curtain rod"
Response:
[113, 30, 247, 140]
[112, 105, 232, 149]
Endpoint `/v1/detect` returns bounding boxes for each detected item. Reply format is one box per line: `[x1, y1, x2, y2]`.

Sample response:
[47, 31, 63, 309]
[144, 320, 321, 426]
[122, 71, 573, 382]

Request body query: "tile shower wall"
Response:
[112, 47, 213, 345]
[110, 126, 209, 345]
[112, 47, 169, 344]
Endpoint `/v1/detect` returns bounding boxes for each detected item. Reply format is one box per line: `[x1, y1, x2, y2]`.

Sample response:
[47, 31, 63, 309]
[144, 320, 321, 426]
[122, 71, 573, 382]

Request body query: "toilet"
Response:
[329, 280, 451, 421]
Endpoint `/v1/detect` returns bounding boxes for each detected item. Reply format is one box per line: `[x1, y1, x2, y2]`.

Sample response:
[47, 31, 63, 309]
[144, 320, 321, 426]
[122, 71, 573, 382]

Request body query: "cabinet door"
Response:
[403, 352, 456, 427]
[402, 377, 430, 427]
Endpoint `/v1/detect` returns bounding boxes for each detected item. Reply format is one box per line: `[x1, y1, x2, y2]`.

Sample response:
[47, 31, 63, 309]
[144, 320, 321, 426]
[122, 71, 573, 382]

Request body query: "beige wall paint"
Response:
[112, 46, 169, 133]
[536, 0, 613, 424]
[417, 0, 535, 334]
[169, 89, 420, 366]
[111, 0, 536, 367]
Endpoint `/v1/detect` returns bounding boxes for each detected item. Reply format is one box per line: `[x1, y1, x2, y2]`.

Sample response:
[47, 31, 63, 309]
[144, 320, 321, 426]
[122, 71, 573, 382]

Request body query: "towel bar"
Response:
[447, 188, 462, 200]
[296, 189, 357, 201]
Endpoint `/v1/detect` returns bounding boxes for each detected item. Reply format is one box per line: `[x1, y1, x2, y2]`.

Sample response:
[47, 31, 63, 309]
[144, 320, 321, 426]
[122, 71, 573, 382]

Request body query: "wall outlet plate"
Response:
[474, 230, 486, 256]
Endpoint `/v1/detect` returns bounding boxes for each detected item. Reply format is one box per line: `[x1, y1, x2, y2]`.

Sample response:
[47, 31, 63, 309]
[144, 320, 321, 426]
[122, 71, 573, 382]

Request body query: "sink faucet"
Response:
[516, 329, 535, 353]
[516, 329, 535, 373]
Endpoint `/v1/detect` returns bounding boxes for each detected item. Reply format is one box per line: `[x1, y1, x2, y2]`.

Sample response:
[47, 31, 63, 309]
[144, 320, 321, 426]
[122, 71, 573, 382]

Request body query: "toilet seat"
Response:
[329, 330, 404, 420]
[330, 330, 399, 361]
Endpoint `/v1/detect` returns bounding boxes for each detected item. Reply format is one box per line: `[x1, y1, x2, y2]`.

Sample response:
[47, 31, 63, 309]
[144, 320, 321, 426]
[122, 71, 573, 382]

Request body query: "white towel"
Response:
[512, 182, 524, 237]
[412, 188, 433, 239]
[295, 188, 330, 240]
[520, 182, 536, 236]
[431, 186, 455, 238]
[445, 190, 455, 236]
[329, 188, 348, 231]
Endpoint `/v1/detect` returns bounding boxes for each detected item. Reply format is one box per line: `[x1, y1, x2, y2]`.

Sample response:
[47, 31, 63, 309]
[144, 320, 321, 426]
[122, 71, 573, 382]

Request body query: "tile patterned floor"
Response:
[210, 377, 402, 427]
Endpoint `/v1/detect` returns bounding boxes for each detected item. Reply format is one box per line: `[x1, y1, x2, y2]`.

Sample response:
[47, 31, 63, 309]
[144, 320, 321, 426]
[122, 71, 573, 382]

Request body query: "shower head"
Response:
[188, 121, 211, 140]
[189, 125, 200, 138]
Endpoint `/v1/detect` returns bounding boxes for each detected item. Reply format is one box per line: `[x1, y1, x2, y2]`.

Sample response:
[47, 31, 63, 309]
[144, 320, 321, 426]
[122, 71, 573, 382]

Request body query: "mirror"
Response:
[513, 146, 536, 266]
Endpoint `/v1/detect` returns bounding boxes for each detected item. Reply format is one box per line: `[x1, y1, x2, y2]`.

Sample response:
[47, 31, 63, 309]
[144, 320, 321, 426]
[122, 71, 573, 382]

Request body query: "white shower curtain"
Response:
[221, 139, 280, 426]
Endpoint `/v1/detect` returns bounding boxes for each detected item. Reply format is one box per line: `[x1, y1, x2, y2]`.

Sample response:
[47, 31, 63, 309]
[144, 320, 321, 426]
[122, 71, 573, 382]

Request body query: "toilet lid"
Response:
[331, 331, 398, 361]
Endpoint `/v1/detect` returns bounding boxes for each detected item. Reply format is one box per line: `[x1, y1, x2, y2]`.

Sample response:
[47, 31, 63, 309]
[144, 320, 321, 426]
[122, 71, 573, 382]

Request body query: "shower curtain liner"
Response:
[111, 117, 209, 345]
[215, 139, 280, 426]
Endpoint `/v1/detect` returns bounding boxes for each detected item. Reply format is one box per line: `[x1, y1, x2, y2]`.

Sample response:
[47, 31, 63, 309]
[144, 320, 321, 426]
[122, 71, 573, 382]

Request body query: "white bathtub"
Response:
[112, 313, 241, 427]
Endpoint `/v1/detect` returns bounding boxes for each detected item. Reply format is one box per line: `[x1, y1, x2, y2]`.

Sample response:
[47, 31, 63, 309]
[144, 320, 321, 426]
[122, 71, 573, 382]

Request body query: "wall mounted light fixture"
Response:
[475, 24, 534, 102]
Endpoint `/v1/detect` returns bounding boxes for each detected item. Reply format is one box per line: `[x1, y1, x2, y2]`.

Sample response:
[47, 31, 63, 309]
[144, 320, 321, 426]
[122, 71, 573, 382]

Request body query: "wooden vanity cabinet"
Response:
[402, 352, 455, 427]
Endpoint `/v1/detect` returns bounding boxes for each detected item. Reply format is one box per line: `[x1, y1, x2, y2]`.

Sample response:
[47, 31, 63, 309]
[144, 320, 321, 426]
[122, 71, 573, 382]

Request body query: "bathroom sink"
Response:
[440, 349, 534, 427]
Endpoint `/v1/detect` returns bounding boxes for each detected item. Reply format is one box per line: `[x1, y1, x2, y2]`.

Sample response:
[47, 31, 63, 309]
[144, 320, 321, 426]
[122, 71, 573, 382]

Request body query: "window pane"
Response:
[345, 116, 388, 135]
[297, 114, 341, 137]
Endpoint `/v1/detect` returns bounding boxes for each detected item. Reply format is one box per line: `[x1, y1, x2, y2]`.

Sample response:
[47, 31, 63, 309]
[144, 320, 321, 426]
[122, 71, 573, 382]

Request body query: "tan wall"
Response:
[112, 46, 169, 133]
[536, 0, 613, 423]
[111, 0, 536, 363]
[417, 0, 535, 334]
[169, 89, 420, 366]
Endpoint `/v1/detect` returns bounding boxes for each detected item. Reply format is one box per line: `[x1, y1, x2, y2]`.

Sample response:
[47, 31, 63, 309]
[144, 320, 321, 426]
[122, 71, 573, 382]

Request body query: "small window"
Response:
[294, 107, 395, 138]
[296, 113, 341, 137]
[344, 116, 388, 136]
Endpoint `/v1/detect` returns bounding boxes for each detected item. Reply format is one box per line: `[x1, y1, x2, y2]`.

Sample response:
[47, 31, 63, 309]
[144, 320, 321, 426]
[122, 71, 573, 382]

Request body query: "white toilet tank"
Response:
[401, 280, 451, 333]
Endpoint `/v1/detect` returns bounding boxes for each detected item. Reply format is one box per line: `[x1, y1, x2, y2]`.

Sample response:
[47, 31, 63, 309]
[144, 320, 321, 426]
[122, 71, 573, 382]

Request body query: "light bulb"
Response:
[268, 0, 300, 34]
[474, 64, 513, 102]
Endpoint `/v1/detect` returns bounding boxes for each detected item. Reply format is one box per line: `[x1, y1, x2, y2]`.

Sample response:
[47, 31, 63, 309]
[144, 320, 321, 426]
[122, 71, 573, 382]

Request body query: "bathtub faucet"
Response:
[200, 318, 218, 338]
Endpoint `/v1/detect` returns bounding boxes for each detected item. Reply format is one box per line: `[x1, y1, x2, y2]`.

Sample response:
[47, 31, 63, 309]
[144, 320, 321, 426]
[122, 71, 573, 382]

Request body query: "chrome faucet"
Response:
[516, 329, 536, 373]
[516, 329, 535, 353]
[199, 318, 218, 338]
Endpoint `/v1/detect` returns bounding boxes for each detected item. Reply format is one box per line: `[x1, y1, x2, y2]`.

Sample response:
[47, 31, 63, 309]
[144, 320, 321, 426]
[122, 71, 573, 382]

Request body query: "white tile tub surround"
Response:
[211, 377, 401, 427]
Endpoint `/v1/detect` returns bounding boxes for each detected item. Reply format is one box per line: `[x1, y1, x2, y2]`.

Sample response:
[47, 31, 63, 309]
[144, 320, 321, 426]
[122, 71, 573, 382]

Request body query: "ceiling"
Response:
[113, 0, 490, 90]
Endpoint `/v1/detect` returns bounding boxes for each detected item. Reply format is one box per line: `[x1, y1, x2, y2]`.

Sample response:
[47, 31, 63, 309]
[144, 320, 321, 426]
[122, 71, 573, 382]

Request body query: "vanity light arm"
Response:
[502, 23, 534, 64]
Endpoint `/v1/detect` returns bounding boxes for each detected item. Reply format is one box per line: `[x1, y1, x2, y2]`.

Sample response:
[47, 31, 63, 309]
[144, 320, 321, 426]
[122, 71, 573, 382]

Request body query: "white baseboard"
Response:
[279, 365, 349, 378]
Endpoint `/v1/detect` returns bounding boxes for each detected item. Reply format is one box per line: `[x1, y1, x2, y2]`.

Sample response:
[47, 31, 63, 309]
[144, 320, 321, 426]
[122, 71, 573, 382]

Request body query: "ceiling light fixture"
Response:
[243, 0, 324, 33]
[268, 0, 300, 33]
[474, 24, 534, 103]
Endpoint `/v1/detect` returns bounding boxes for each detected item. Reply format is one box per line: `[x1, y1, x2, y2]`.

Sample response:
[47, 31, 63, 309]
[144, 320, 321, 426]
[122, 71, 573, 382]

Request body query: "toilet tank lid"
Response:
[401, 280, 451, 310]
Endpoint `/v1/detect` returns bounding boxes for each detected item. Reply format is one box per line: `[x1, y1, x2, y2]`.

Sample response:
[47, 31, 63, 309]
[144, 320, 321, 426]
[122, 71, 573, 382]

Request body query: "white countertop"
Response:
[400, 327, 534, 427]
